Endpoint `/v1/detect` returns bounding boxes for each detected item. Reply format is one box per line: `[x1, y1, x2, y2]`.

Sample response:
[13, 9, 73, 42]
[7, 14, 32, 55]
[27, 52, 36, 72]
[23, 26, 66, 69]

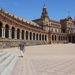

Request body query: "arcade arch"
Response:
[5, 24, 9, 38]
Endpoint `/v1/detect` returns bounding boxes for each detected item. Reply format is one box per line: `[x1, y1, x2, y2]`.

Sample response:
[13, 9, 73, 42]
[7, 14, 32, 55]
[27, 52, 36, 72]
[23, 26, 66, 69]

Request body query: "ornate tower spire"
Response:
[41, 4, 49, 19]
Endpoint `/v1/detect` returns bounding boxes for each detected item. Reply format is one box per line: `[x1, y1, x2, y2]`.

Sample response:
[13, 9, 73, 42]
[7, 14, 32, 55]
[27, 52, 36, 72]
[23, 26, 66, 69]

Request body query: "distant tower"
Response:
[41, 4, 49, 19]
[41, 5, 50, 32]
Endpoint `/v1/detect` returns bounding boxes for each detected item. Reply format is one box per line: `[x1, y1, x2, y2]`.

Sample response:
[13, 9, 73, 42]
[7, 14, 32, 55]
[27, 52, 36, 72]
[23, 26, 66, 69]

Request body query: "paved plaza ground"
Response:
[3, 44, 75, 75]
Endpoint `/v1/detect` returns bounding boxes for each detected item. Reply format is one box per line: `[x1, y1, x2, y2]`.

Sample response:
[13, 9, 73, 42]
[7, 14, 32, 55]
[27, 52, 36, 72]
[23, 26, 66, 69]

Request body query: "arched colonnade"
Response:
[68, 36, 75, 43]
[51, 34, 67, 43]
[0, 22, 47, 41]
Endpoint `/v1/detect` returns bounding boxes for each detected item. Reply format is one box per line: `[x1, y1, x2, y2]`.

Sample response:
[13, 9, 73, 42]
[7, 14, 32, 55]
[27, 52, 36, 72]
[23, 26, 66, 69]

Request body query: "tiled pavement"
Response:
[3, 44, 75, 75]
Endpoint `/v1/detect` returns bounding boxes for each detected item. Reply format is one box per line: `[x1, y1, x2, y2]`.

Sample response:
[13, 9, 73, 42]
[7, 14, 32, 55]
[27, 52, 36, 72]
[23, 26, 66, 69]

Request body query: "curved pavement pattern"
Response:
[3, 44, 75, 75]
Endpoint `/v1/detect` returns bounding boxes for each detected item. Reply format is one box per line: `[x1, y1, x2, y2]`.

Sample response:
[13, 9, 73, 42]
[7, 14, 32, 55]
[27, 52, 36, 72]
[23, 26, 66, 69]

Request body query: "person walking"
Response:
[18, 42, 25, 57]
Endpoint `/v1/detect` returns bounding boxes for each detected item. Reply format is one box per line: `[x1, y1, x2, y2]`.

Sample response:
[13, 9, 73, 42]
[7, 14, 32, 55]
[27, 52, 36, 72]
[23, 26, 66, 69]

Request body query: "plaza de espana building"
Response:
[0, 5, 75, 48]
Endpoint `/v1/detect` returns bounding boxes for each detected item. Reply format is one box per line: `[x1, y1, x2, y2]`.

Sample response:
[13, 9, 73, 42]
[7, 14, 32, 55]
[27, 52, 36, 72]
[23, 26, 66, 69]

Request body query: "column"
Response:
[46, 35, 48, 42]
[32, 32, 33, 40]
[24, 34, 26, 40]
[2, 28, 5, 38]
[9, 30, 12, 38]
[44, 34, 45, 41]
[4, 28, 5, 38]
[24, 31, 26, 40]
[14, 31, 17, 39]
[56, 35, 58, 42]
[62, 35, 65, 42]
[28, 31, 30, 40]
[35, 33, 36, 40]
[19, 29, 22, 39]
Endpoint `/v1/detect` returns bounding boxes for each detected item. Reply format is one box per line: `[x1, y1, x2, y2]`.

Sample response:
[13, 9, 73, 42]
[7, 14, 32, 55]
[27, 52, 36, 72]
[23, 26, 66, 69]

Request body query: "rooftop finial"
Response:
[44, 4, 46, 8]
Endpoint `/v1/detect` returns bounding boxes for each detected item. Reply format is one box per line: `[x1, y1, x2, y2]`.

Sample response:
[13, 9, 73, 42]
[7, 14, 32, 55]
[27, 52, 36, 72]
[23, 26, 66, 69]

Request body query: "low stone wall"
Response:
[0, 41, 48, 48]
[25, 41, 48, 46]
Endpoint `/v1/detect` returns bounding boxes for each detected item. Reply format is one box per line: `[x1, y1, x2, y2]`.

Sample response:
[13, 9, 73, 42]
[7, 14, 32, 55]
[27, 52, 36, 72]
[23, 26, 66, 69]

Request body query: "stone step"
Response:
[0, 53, 11, 64]
[1, 56, 19, 75]
[0, 55, 15, 75]
[0, 51, 7, 57]
[0, 50, 3, 52]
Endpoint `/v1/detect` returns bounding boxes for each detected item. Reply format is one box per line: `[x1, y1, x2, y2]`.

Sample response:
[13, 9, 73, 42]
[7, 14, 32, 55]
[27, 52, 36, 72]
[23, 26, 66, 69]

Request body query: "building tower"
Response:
[33, 5, 50, 32]
[41, 4, 49, 19]
[41, 5, 50, 32]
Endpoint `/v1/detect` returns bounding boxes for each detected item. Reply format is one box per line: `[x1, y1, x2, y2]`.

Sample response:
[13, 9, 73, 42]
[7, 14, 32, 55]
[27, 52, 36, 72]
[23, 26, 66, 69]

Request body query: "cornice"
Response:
[0, 9, 47, 34]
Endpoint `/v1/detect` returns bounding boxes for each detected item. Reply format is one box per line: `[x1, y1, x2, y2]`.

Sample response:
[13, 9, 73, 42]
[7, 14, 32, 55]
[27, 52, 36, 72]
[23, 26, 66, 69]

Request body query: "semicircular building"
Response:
[0, 5, 75, 48]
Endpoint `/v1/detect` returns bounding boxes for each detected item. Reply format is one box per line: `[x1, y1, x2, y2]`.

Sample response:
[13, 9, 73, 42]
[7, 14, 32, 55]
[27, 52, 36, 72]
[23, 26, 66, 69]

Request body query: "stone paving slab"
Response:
[3, 44, 75, 75]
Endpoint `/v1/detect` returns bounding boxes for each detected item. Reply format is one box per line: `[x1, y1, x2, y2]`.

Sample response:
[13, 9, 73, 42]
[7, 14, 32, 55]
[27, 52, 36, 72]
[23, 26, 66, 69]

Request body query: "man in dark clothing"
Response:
[18, 42, 25, 57]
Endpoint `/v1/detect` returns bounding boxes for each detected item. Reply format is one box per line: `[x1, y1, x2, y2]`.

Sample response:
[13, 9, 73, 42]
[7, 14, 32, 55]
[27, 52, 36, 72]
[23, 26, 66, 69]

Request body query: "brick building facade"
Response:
[0, 5, 75, 48]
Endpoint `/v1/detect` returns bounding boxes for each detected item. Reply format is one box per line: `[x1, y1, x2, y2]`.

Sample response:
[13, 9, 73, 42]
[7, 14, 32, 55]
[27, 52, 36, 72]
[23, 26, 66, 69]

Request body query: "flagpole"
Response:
[68, 11, 70, 16]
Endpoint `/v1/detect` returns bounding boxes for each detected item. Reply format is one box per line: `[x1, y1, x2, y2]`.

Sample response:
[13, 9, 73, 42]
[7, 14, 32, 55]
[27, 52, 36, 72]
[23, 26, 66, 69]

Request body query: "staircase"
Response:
[0, 50, 19, 75]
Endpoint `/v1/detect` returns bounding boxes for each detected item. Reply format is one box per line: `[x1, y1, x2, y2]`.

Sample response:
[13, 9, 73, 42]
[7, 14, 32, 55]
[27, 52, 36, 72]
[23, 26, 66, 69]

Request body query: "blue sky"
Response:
[0, 0, 75, 21]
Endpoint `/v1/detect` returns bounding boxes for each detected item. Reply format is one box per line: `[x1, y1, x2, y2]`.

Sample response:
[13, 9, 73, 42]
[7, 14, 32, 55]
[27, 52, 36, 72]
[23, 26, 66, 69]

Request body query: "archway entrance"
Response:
[5, 24, 9, 38]
[26, 31, 28, 40]
[12, 27, 15, 39]
[68, 36, 71, 42]
[22, 30, 24, 39]
[33, 33, 35, 40]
